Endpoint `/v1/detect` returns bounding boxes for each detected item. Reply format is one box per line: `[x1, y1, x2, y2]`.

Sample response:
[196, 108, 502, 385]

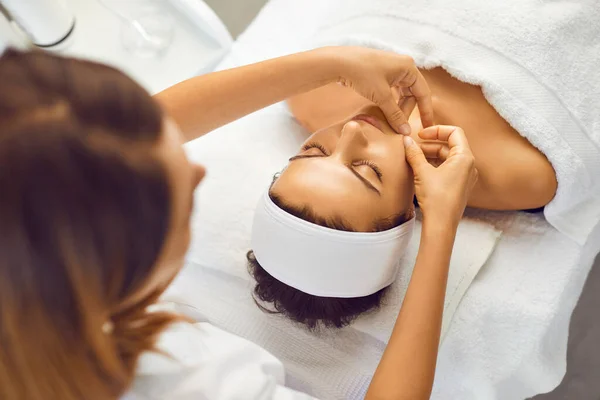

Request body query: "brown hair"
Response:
[248, 192, 410, 330]
[0, 49, 178, 399]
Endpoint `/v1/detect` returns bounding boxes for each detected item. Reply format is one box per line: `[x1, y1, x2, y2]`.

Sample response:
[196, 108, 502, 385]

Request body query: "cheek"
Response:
[388, 161, 412, 192]
[374, 140, 408, 175]
[154, 258, 185, 290]
[376, 142, 413, 196]
[169, 227, 191, 268]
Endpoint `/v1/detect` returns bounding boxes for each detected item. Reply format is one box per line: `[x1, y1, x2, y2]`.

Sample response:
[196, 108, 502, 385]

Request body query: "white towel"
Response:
[309, 0, 600, 246]
[353, 216, 502, 343]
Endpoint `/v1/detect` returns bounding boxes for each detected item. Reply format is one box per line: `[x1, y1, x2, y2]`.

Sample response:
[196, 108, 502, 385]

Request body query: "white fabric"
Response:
[353, 216, 502, 342]
[167, 0, 600, 398]
[308, 0, 600, 246]
[125, 319, 315, 400]
[251, 191, 416, 297]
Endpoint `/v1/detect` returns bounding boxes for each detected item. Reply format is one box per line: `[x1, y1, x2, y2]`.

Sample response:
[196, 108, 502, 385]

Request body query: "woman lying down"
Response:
[247, 0, 599, 329]
[247, 72, 556, 329]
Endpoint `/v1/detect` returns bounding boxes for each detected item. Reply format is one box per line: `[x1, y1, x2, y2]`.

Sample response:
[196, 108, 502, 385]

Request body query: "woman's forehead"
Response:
[272, 161, 383, 232]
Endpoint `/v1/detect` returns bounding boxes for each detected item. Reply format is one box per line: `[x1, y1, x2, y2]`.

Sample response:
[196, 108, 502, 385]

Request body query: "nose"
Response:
[333, 121, 368, 160]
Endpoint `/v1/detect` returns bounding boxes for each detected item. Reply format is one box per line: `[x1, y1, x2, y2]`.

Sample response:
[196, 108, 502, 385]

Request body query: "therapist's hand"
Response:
[325, 46, 434, 135]
[404, 125, 478, 227]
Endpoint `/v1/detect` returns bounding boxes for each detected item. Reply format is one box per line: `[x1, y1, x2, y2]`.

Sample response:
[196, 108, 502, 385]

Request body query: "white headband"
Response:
[251, 191, 415, 298]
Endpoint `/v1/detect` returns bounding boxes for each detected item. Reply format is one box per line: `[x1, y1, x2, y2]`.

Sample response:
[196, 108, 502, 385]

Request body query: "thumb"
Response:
[403, 136, 428, 174]
[377, 92, 411, 135]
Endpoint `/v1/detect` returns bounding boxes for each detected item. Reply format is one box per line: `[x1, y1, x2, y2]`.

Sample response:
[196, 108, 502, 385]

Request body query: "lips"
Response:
[352, 114, 383, 131]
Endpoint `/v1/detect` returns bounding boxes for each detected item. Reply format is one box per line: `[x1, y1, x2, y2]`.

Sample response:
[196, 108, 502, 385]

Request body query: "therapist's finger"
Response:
[419, 125, 471, 151]
[419, 142, 450, 161]
[403, 136, 430, 174]
[408, 69, 435, 128]
[378, 91, 411, 135]
[399, 96, 417, 120]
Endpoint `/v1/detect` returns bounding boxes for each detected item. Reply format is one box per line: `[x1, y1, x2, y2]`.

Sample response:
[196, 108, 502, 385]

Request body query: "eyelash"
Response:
[301, 142, 329, 154]
[354, 160, 383, 180]
[302, 142, 383, 180]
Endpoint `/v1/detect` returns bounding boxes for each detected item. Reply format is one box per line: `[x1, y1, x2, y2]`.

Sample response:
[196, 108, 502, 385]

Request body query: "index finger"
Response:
[419, 125, 472, 152]
[408, 69, 435, 128]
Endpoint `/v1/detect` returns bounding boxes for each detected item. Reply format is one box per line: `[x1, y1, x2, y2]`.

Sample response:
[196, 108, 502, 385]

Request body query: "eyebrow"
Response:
[288, 154, 381, 196]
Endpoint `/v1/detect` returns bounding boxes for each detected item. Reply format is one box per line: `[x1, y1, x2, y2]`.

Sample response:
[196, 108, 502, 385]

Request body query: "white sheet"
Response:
[169, 0, 600, 398]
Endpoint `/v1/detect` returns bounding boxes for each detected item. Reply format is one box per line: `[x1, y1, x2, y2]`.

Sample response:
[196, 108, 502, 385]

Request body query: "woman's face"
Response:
[271, 105, 415, 232]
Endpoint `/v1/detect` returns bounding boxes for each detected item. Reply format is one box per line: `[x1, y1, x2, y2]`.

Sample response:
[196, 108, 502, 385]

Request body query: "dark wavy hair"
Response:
[248, 192, 410, 330]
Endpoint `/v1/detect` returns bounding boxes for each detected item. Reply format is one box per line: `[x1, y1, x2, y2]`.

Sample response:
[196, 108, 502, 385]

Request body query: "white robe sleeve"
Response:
[126, 321, 316, 400]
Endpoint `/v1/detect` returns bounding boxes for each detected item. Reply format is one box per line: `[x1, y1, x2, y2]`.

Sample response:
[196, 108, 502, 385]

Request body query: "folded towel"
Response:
[310, 0, 600, 245]
[353, 216, 502, 342]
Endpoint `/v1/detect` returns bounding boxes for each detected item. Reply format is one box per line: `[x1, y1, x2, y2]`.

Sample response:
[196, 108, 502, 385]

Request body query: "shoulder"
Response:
[480, 143, 557, 210]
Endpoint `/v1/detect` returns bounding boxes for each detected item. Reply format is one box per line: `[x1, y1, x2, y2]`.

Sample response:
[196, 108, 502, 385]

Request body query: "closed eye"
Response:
[289, 142, 382, 195]
[301, 144, 382, 181]
[353, 160, 383, 182]
[301, 142, 329, 155]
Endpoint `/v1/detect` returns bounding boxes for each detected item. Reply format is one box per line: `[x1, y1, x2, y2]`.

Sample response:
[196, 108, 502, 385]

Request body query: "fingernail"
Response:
[403, 136, 414, 146]
[399, 124, 411, 135]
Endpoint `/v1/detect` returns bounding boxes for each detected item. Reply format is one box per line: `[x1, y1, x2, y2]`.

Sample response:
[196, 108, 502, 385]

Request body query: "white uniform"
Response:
[123, 320, 316, 400]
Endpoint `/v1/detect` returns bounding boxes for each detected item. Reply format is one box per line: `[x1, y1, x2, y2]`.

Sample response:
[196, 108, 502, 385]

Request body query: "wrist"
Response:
[309, 46, 347, 85]
[422, 214, 459, 237]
